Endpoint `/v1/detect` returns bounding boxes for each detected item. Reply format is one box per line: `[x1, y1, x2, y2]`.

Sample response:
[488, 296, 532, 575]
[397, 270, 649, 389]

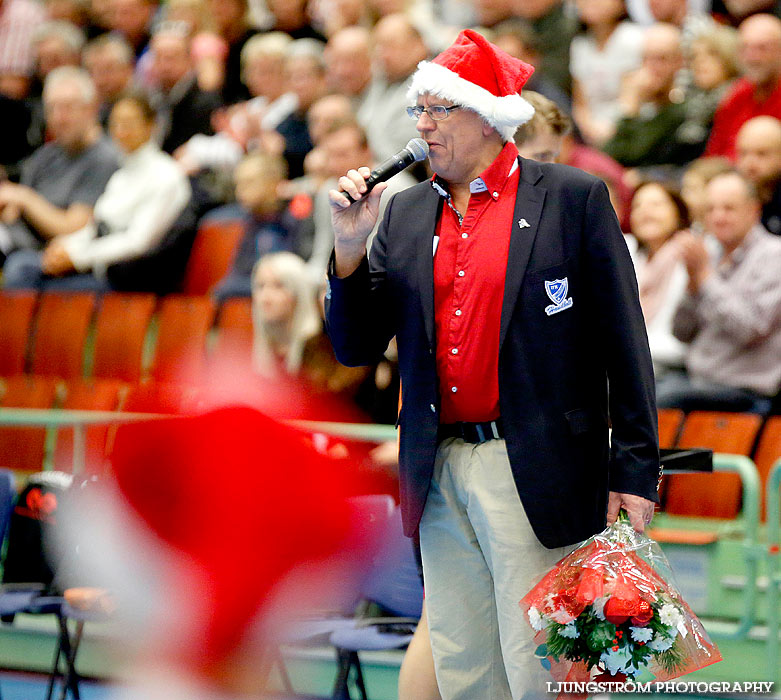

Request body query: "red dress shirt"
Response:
[433, 141, 520, 424]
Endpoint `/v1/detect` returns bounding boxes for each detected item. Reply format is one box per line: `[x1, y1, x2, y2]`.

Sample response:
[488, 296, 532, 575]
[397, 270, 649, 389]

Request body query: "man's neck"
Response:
[62, 124, 101, 155]
[721, 227, 754, 261]
[753, 74, 781, 101]
[446, 141, 507, 212]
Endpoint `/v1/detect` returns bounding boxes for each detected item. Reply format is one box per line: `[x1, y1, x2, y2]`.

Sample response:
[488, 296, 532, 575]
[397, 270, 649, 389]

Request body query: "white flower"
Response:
[528, 607, 545, 631]
[550, 608, 576, 624]
[600, 646, 634, 675]
[659, 603, 683, 628]
[647, 635, 674, 652]
[558, 621, 579, 638]
[592, 596, 608, 621]
[630, 626, 654, 643]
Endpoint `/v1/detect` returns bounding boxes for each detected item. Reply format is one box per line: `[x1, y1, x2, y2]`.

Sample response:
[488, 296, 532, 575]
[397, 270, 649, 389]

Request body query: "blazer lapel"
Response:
[415, 187, 443, 349]
[500, 158, 546, 349]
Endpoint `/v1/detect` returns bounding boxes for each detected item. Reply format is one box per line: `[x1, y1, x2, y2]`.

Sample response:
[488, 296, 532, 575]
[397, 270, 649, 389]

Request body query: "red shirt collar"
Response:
[430, 141, 520, 198]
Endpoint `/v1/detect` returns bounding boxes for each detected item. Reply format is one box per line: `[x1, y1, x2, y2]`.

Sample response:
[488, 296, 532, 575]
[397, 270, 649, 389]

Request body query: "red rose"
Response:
[603, 597, 633, 625]
[630, 601, 654, 626]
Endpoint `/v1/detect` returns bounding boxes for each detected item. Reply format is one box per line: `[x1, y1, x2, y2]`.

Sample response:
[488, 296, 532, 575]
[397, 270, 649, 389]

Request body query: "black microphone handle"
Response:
[344, 150, 415, 204]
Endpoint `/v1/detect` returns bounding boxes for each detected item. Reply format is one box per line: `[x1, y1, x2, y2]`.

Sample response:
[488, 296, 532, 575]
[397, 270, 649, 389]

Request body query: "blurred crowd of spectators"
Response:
[1, 0, 781, 417]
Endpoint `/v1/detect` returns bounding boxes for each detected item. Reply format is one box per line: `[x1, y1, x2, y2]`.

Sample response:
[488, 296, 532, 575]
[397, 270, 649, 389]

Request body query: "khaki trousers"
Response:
[420, 438, 572, 700]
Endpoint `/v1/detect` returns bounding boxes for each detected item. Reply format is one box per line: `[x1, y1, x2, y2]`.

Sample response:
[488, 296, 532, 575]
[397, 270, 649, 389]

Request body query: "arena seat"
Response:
[663, 411, 763, 519]
[29, 293, 95, 379]
[658, 408, 684, 449]
[210, 297, 254, 371]
[0, 291, 37, 376]
[180, 219, 244, 295]
[121, 381, 201, 415]
[0, 375, 59, 473]
[148, 295, 216, 385]
[92, 293, 156, 383]
[53, 379, 124, 475]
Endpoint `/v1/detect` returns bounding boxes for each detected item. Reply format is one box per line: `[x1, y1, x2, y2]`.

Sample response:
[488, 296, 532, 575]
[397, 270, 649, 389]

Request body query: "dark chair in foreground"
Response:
[48, 590, 113, 700]
[328, 505, 424, 700]
[0, 470, 73, 699]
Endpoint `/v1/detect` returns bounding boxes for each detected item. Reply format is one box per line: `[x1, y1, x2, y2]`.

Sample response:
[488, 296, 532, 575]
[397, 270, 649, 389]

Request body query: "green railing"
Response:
[706, 455, 763, 643]
[0, 409, 778, 678]
[765, 458, 781, 682]
[0, 409, 399, 473]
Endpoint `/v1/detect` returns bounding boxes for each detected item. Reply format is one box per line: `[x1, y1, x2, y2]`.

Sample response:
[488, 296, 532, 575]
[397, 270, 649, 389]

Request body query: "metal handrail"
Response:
[765, 459, 781, 682]
[706, 454, 762, 642]
[0, 408, 399, 473]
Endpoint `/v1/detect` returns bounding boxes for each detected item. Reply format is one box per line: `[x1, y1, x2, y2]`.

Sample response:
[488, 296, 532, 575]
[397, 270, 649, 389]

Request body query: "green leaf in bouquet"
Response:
[656, 641, 686, 675]
[546, 624, 575, 659]
[630, 643, 653, 670]
[535, 644, 549, 659]
[587, 623, 616, 652]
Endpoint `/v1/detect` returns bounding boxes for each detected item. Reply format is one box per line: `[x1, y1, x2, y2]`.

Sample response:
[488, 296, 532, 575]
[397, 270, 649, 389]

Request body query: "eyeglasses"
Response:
[406, 104, 461, 121]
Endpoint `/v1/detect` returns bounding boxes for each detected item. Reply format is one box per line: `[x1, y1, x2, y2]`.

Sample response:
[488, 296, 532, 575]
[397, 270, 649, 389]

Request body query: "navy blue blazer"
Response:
[326, 157, 660, 549]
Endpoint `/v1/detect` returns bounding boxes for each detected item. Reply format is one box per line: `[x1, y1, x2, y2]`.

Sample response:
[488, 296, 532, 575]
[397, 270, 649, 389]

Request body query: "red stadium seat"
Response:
[92, 293, 156, 383]
[53, 379, 124, 474]
[149, 295, 216, 385]
[663, 411, 763, 519]
[658, 408, 684, 449]
[0, 375, 59, 473]
[0, 291, 37, 376]
[180, 219, 244, 295]
[30, 293, 96, 379]
[211, 297, 254, 371]
[121, 382, 200, 415]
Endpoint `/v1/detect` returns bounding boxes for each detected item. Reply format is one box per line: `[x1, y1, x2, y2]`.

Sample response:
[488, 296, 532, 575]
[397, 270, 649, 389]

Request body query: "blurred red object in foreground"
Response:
[109, 406, 366, 682]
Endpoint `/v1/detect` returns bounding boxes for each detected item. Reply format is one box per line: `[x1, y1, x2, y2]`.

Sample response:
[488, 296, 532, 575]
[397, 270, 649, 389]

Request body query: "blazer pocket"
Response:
[526, 258, 571, 282]
[565, 409, 592, 436]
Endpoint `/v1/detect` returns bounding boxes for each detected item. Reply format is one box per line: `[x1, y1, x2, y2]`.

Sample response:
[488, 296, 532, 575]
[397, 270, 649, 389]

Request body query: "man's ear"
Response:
[482, 121, 501, 140]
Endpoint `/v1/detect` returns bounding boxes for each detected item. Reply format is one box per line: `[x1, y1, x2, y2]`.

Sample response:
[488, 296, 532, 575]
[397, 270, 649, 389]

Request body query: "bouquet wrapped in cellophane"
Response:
[520, 517, 721, 691]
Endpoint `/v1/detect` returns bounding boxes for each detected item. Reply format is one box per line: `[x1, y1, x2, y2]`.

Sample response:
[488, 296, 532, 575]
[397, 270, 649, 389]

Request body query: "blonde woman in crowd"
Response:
[251, 251, 373, 423]
[251, 251, 321, 378]
[678, 23, 740, 155]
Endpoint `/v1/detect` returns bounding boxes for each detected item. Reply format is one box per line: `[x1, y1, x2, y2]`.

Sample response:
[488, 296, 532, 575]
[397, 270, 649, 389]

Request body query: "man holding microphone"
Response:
[326, 30, 660, 700]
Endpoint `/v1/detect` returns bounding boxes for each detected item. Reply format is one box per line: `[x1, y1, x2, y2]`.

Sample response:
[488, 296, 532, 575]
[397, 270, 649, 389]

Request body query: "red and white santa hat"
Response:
[407, 29, 535, 142]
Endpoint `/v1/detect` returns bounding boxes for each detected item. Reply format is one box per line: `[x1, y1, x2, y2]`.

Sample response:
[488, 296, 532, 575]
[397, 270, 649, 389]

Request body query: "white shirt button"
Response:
[430, 404, 436, 413]
[451, 386, 458, 393]
[455, 309, 462, 316]
[458, 270, 465, 277]
[492, 191, 499, 199]
[461, 233, 468, 239]
[451, 348, 458, 354]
